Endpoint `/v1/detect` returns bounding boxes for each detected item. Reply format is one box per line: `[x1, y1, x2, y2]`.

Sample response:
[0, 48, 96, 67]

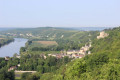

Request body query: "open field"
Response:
[34, 41, 58, 45]
[32, 41, 58, 47]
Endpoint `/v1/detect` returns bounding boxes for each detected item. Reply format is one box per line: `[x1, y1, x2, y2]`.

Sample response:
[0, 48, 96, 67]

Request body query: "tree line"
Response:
[0, 38, 14, 47]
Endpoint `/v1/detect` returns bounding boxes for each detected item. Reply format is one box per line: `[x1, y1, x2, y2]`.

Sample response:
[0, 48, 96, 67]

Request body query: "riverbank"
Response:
[0, 38, 28, 57]
[0, 38, 14, 47]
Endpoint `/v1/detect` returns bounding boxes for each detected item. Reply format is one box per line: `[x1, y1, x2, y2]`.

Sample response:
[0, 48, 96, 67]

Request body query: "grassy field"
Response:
[33, 41, 58, 46]
[30, 41, 58, 48]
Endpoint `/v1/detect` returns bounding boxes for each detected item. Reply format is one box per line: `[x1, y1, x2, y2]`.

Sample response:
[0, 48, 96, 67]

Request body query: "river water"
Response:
[0, 38, 28, 57]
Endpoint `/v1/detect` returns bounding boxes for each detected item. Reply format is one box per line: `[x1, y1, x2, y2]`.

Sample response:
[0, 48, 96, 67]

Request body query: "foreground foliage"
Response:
[0, 58, 15, 80]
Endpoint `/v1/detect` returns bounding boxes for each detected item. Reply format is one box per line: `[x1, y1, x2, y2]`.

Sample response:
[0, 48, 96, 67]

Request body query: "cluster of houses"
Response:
[26, 33, 33, 37]
[6, 33, 52, 38]
[7, 33, 34, 37]
[4, 55, 21, 71]
[48, 42, 92, 59]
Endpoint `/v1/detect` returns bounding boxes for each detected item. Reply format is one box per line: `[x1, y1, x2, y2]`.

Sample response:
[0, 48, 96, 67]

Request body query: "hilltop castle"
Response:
[97, 31, 109, 39]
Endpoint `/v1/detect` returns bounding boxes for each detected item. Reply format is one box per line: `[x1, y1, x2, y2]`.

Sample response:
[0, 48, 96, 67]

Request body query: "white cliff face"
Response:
[97, 31, 109, 39]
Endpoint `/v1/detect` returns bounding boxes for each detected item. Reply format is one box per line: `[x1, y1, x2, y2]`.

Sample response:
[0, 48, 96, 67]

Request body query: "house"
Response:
[40, 54, 47, 59]
[51, 54, 57, 57]
[20, 34, 24, 36]
[72, 54, 79, 58]
[16, 55, 21, 59]
[74, 54, 80, 58]
[56, 54, 62, 59]
[48, 54, 52, 56]
[71, 53, 76, 58]
[17, 64, 20, 67]
[67, 50, 75, 54]
[79, 49, 85, 54]
[8, 66, 17, 71]
[88, 51, 91, 54]
[89, 42, 92, 47]
[48, 53, 62, 59]
[67, 54, 72, 58]
[71, 53, 85, 59]
[44, 55, 47, 59]
[48, 54, 57, 57]
[79, 54, 85, 58]
[67, 50, 80, 55]
[5, 56, 10, 61]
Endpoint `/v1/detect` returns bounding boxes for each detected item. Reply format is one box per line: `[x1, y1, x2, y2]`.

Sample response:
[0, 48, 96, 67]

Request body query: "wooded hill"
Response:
[38, 27, 120, 80]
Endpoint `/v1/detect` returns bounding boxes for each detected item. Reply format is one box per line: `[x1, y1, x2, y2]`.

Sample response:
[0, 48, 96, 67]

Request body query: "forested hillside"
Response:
[38, 27, 120, 80]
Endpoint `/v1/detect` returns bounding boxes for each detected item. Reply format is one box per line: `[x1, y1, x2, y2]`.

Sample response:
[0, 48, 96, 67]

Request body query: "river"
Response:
[0, 38, 28, 57]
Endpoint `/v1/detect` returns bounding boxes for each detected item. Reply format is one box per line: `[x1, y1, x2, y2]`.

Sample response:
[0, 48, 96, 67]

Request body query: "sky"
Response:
[0, 0, 120, 28]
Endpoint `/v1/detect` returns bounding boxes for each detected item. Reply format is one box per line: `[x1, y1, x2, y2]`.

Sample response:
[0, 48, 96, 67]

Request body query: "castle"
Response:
[97, 31, 109, 39]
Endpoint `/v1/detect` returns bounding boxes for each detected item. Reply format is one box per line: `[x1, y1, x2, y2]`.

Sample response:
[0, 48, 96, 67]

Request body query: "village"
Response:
[48, 41, 92, 59]
[47, 31, 109, 59]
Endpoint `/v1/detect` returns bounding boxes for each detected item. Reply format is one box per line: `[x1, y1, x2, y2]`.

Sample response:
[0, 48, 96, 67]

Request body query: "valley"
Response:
[0, 27, 119, 80]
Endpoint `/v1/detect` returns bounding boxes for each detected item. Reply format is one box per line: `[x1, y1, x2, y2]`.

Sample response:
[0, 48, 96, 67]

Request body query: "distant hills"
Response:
[0, 27, 113, 31]
[0, 27, 99, 43]
[69, 27, 113, 31]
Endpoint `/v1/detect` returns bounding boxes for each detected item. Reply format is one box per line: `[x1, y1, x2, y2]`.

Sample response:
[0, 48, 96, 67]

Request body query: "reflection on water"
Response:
[0, 38, 28, 57]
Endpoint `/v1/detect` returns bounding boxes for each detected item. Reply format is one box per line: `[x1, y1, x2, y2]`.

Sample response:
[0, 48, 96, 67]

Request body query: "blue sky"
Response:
[0, 0, 120, 28]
